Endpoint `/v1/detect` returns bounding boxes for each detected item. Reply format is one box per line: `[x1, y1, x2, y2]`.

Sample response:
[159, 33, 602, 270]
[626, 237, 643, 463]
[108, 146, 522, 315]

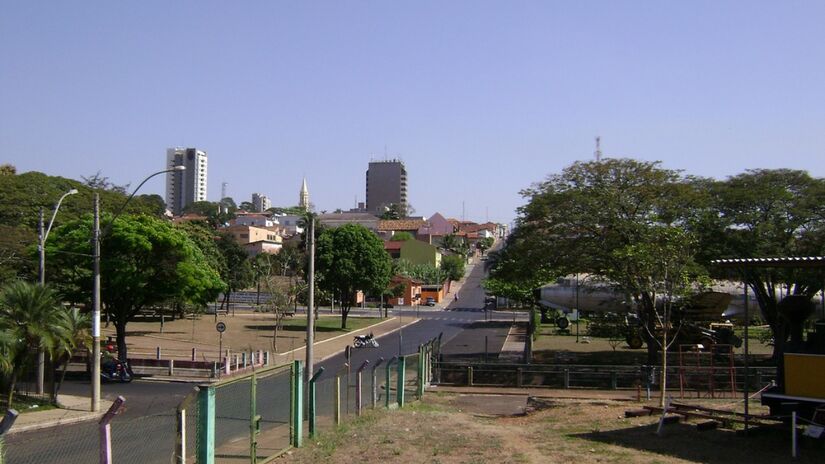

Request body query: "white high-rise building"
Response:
[252, 193, 271, 212]
[165, 147, 208, 215]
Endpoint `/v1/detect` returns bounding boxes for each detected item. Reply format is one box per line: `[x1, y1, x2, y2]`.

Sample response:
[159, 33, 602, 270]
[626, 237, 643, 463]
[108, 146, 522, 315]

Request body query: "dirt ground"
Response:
[277, 393, 824, 464]
[100, 311, 387, 360]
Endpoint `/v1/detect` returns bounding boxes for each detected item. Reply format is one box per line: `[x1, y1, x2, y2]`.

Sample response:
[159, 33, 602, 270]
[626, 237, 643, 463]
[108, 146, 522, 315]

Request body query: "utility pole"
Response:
[91, 193, 101, 412]
[305, 214, 315, 381]
[594, 136, 602, 162]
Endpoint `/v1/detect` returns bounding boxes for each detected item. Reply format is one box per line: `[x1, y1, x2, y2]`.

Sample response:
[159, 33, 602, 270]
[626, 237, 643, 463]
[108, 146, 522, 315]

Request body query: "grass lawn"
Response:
[532, 325, 776, 365]
[2, 395, 58, 415]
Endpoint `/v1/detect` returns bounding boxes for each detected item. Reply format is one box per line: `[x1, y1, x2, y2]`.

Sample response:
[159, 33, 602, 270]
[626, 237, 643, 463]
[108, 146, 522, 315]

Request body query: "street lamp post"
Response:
[35, 188, 78, 394]
[91, 166, 184, 412]
[38, 188, 79, 285]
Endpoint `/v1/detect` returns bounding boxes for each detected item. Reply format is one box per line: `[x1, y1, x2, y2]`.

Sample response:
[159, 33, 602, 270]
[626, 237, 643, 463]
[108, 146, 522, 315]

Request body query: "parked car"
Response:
[424, 297, 436, 306]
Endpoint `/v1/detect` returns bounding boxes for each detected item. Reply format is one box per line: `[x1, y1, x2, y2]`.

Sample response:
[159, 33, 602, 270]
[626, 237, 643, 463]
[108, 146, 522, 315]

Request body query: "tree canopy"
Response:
[47, 214, 224, 359]
[0, 171, 167, 284]
[315, 224, 392, 328]
[691, 169, 825, 357]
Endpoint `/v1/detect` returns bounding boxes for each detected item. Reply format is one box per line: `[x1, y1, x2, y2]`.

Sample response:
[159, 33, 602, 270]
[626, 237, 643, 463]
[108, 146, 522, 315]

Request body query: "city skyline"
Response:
[3, 2, 825, 225]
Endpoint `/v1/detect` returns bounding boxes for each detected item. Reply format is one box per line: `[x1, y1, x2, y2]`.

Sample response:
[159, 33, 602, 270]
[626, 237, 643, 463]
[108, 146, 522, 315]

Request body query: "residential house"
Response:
[224, 224, 283, 256]
[273, 214, 304, 235]
[387, 275, 423, 306]
[383, 238, 442, 268]
[377, 218, 426, 240]
[416, 213, 456, 245]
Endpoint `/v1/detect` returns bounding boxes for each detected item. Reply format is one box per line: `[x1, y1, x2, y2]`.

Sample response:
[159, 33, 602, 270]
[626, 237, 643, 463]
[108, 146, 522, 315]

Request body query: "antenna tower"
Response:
[594, 136, 602, 162]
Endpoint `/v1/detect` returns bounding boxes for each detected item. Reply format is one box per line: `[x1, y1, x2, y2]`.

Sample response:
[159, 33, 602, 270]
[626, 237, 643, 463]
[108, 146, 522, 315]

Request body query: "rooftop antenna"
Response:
[221, 182, 228, 199]
[594, 136, 602, 162]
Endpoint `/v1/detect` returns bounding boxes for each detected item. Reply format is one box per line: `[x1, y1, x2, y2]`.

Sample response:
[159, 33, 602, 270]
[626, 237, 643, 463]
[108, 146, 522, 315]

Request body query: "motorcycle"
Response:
[101, 358, 134, 383]
[353, 332, 379, 348]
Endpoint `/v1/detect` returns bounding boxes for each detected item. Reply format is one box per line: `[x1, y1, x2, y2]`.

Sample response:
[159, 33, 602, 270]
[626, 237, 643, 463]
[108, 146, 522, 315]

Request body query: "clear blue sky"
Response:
[2, 1, 825, 225]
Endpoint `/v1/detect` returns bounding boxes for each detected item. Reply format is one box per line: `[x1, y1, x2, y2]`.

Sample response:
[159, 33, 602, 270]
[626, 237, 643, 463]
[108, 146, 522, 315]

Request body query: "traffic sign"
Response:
[216, 322, 226, 333]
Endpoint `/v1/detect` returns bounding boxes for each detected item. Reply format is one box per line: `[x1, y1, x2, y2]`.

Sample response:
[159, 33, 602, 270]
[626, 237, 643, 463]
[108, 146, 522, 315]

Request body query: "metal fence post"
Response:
[371, 357, 384, 408]
[250, 372, 260, 462]
[0, 409, 19, 464]
[197, 385, 216, 464]
[175, 388, 198, 464]
[290, 360, 304, 447]
[356, 360, 370, 416]
[99, 396, 126, 464]
[417, 345, 425, 399]
[611, 371, 618, 390]
[563, 368, 570, 389]
[397, 356, 406, 408]
[385, 357, 398, 408]
[308, 367, 325, 438]
[467, 366, 473, 386]
[335, 363, 348, 426]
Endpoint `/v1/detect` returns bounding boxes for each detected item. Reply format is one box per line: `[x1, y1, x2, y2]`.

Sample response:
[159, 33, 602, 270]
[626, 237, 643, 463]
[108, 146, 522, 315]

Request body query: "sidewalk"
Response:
[7, 394, 114, 435]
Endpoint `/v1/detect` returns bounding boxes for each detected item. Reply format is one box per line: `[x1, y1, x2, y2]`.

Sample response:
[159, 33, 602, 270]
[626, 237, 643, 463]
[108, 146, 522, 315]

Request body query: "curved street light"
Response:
[34, 188, 79, 395]
[91, 165, 185, 412]
[38, 188, 79, 285]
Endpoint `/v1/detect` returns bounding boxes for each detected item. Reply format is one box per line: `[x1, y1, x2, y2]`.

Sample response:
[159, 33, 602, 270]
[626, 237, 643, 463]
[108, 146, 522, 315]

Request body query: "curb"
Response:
[138, 317, 422, 383]
[8, 403, 113, 435]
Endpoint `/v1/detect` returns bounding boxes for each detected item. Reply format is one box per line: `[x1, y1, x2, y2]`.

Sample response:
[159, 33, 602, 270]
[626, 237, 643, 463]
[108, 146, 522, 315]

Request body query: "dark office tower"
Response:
[365, 159, 407, 217]
[165, 147, 208, 216]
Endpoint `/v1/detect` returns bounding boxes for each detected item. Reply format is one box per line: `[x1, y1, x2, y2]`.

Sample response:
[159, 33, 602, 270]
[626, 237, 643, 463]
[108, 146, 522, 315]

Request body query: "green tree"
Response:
[183, 201, 235, 227]
[316, 224, 392, 328]
[441, 233, 468, 255]
[441, 254, 466, 282]
[268, 206, 307, 215]
[0, 164, 16, 176]
[509, 159, 697, 364]
[0, 171, 164, 282]
[380, 203, 404, 220]
[476, 237, 494, 255]
[216, 233, 253, 314]
[47, 214, 224, 359]
[692, 169, 825, 358]
[51, 307, 91, 402]
[389, 231, 414, 241]
[395, 259, 447, 285]
[0, 281, 63, 408]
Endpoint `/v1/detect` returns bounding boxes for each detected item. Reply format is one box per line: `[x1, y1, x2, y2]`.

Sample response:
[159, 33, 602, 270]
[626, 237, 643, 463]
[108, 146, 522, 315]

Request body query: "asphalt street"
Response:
[4, 257, 525, 463]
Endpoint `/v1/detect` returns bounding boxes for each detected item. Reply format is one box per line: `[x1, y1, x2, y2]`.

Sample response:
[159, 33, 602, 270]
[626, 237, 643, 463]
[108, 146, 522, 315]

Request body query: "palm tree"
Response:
[51, 307, 91, 402]
[0, 281, 63, 408]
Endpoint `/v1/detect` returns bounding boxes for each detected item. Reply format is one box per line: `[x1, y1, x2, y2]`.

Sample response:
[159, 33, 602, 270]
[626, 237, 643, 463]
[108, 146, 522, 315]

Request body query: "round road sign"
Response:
[216, 322, 226, 333]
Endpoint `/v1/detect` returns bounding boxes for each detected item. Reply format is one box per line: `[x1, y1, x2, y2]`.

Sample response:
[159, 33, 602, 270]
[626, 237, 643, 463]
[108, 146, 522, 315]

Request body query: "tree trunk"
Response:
[341, 305, 350, 329]
[52, 354, 70, 403]
[660, 324, 668, 407]
[641, 294, 658, 365]
[114, 320, 128, 361]
[6, 371, 17, 409]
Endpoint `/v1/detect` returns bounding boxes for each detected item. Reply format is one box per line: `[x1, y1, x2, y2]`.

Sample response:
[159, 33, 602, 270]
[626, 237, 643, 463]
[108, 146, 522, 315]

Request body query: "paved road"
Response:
[5, 257, 526, 463]
[5, 379, 195, 464]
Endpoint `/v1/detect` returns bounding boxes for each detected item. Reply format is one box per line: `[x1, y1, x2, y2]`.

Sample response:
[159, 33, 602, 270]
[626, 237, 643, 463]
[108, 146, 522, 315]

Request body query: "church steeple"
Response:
[299, 177, 309, 211]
